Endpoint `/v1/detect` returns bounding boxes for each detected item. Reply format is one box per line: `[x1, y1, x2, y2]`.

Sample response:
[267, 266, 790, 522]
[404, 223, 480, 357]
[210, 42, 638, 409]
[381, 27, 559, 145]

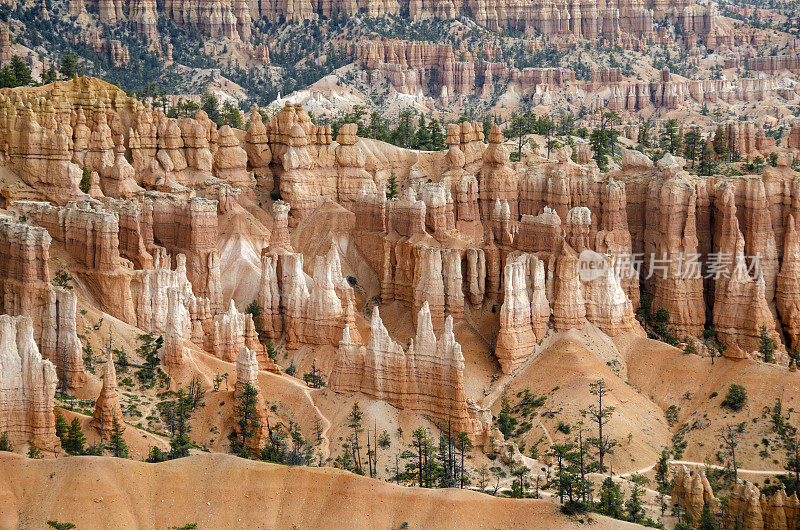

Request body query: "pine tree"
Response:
[683, 127, 702, 168]
[347, 402, 364, 474]
[136, 333, 164, 383]
[427, 118, 445, 150]
[597, 477, 625, 519]
[637, 122, 651, 148]
[548, 442, 577, 503]
[625, 483, 644, 523]
[385, 171, 398, 199]
[9, 56, 31, 87]
[41, 65, 58, 85]
[503, 112, 530, 162]
[590, 128, 612, 171]
[660, 119, 682, 154]
[55, 409, 69, 440]
[64, 418, 85, 455]
[698, 144, 717, 176]
[79, 167, 91, 194]
[108, 416, 129, 458]
[234, 382, 260, 456]
[200, 92, 221, 124]
[0, 432, 11, 452]
[265, 340, 277, 361]
[413, 114, 432, 150]
[482, 115, 492, 143]
[581, 379, 617, 472]
[698, 503, 717, 530]
[59, 53, 80, 79]
[712, 125, 730, 162]
[759, 324, 776, 364]
[655, 448, 671, 493]
[455, 431, 472, 488]
[391, 110, 415, 148]
[496, 391, 517, 437]
[367, 111, 388, 142]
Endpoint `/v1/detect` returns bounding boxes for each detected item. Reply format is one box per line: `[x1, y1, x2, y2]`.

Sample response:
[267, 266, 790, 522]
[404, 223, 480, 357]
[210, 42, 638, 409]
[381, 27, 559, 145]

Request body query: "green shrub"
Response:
[721, 384, 747, 411]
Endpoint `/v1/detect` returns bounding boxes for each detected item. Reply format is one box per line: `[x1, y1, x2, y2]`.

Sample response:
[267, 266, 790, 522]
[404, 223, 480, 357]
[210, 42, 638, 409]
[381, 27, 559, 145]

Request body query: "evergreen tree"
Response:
[590, 128, 614, 171]
[625, 483, 644, 523]
[698, 144, 717, 176]
[503, 112, 528, 162]
[452, 431, 472, 488]
[28, 445, 43, 459]
[136, 333, 163, 383]
[64, 418, 85, 455]
[385, 171, 398, 199]
[0, 64, 16, 88]
[41, 65, 58, 85]
[597, 477, 625, 519]
[660, 119, 682, 154]
[10, 56, 31, 87]
[683, 127, 702, 168]
[79, 167, 91, 194]
[347, 402, 364, 474]
[790, 346, 800, 368]
[548, 442, 577, 503]
[108, 416, 129, 458]
[234, 382, 260, 456]
[581, 379, 617, 472]
[413, 114, 431, 150]
[511, 464, 531, 498]
[59, 53, 80, 79]
[0, 432, 11, 452]
[390, 109, 415, 148]
[637, 122, 651, 148]
[367, 111, 388, 142]
[401, 427, 440, 487]
[496, 391, 517, 437]
[55, 409, 69, 440]
[221, 102, 243, 129]
[482, 115, 492, 143]
[753, 156, 765, 174]
[698, 504, 717, 530]
[146, 446, 169, 463]
[759, 324, 776, 364]
[712, 125, 730, 162]
[245, 300, 261, 335]
[200, 92, 221, 124]
[427, 118, 445, 150]
[654, 447, 671, 493]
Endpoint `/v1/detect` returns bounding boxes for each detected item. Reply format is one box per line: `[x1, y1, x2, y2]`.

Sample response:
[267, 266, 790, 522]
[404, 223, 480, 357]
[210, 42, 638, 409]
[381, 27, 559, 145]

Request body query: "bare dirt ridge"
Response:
[0, 452, 639, 529]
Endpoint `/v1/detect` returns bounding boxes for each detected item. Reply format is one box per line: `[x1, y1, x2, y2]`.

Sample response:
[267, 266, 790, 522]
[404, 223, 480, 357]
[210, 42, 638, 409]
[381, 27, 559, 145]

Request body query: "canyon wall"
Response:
[0, 314, 58, 449]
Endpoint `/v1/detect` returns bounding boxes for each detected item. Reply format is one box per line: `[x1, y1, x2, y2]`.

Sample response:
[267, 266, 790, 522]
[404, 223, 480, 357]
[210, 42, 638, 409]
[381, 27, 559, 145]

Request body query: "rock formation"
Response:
[330, 304, 473, 433]
[234, 346, 266, 449]
[724, 480, 799, 530]
[41, 286, 87, 390]
[0, 215, 52, 341]
[671, 466, 717, 522]
[495, 255, 537, 373]
[0, 314, 58, 449]
[92, 352, 124, 437]
[163, 287, 187, 368]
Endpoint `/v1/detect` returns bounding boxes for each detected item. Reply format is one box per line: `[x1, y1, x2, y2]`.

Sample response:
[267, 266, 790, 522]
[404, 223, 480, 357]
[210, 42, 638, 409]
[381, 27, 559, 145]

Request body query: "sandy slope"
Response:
[620, 333, 800, 470]
[0, 452, 640, 529]
[491, 330, 673, 474]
